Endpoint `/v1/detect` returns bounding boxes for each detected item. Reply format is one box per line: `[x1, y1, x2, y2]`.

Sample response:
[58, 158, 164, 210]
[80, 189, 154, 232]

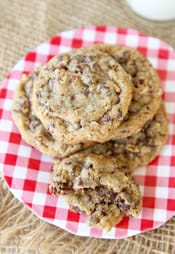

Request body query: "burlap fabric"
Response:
[0, 0, 175, 253]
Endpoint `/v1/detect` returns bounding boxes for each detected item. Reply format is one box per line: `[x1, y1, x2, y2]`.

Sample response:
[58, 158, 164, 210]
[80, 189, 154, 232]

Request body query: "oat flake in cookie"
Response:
[32, 47, 132, 144]
[49, 153, 142, 232]
[11, 68, 93, 158]
[84, 102, 169, 170]
[92, 44, 163, 139]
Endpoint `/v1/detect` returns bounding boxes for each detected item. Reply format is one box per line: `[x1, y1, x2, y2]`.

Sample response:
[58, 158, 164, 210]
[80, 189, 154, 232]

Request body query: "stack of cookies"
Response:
[12, 44, 169, 232]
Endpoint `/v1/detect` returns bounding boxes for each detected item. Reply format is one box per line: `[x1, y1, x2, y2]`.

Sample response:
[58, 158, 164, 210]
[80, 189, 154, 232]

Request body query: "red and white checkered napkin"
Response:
[0, 26, 175, 239]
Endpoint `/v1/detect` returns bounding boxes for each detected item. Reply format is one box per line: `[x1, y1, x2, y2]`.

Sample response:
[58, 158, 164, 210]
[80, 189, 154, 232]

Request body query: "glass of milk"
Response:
[126, 0, 175, 21]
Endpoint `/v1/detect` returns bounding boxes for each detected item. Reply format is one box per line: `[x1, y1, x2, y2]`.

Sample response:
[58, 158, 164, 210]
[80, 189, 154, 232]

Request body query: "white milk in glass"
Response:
[126, 0, 175, 21]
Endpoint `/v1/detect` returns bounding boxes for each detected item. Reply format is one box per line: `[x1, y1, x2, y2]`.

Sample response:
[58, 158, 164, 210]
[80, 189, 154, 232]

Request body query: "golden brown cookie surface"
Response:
[50, 153, 142, 232]
[11, 68, 93, 157]
[92, 44, 163, 139]
[84, 102, 169, 170]
[32, 47, 132, 144]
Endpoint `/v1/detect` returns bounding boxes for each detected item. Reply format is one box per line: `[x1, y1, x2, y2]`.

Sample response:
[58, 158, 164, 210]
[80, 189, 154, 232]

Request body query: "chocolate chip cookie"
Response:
[32, 47, 132, 144]
[91, 44, 163, 139]
[11, 68, 93, 157]
[49, 153, 142, 232]
[83, 102, 168, 170]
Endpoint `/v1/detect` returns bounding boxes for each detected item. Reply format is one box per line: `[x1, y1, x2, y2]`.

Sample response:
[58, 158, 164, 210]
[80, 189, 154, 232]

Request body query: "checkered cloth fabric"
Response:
[0, 26, 175, 239]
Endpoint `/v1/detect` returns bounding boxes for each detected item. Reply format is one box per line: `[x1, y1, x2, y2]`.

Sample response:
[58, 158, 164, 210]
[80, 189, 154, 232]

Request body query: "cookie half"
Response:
[32, 47, 132, 144]
[91, 44, 163, 139]
[11, 68, 93, 157]
[49, 153, 142, 232]
[84, 102, 168, 170]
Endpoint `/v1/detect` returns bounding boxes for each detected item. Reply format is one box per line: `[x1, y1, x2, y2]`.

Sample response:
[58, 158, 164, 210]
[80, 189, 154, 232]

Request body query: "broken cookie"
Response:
[49, 153, 142, 232]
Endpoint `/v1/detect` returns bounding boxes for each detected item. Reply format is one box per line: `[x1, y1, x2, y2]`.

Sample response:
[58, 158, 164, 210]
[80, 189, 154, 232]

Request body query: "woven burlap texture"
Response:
[0, 0, 175, 253]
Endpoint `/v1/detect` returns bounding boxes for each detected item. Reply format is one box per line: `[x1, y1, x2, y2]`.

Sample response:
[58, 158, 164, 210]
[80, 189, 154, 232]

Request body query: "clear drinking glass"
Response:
[125, 0, 175, 22]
